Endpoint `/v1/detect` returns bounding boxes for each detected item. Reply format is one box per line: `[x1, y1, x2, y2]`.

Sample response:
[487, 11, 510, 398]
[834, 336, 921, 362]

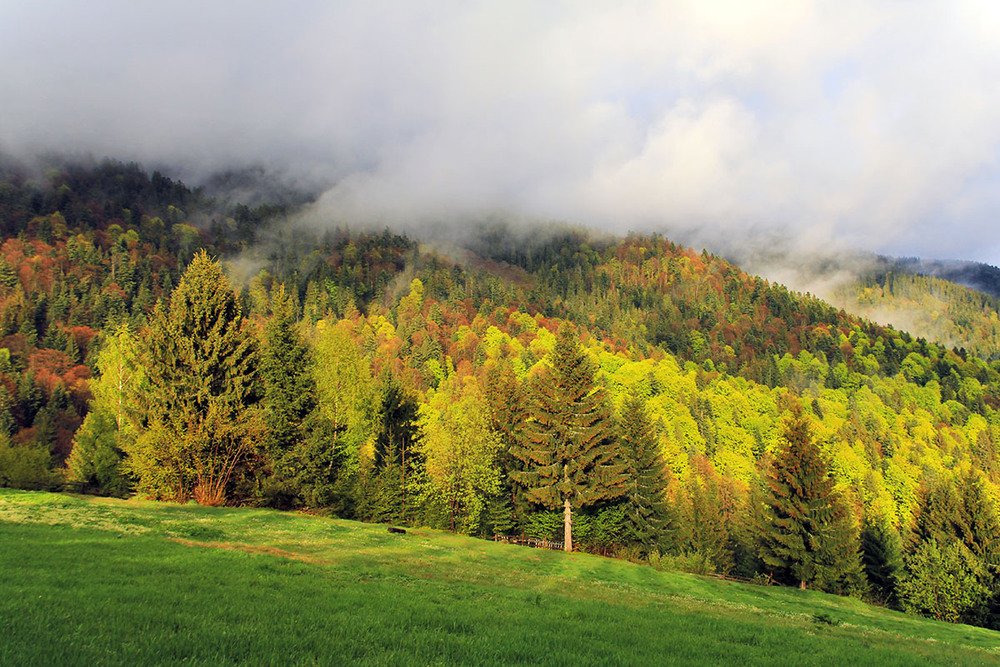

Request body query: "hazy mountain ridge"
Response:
[729, 246, 1000, 362]
[833, 270, 1000, 362]
[889, 256, 1000, 299]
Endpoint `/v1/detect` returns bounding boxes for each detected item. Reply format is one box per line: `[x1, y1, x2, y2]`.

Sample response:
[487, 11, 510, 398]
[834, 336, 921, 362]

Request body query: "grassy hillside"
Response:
[2, 489, 998, 666]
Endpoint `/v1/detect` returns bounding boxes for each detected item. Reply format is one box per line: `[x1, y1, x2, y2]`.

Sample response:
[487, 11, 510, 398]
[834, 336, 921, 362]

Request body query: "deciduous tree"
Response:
[420, 375, 502, 534]
[67, 323, 144, 494]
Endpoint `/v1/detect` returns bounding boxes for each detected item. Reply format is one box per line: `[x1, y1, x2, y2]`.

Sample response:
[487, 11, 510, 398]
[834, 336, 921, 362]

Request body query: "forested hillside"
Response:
[833, 269, 1000, 363]
[4, 158, 1000, 629]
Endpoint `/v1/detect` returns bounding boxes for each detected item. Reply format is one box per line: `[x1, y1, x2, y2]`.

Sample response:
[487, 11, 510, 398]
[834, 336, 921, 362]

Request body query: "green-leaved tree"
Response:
[66, 323, 145, 495]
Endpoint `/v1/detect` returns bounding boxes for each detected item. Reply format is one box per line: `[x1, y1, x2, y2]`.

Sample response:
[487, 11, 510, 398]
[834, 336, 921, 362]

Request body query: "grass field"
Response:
[2, 489, 999, 665]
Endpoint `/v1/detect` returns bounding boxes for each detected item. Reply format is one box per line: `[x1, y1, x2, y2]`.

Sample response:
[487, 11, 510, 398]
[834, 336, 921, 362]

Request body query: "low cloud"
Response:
[3, 1, 1000, 266]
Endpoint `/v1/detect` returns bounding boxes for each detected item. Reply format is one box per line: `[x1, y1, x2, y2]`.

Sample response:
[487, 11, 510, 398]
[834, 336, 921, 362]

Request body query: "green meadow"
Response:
[2, 489, 998, 666]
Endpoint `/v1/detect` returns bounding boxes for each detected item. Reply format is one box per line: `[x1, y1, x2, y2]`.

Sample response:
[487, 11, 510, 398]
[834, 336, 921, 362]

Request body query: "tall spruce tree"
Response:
[907, 474, 1000, 626]
[512, 324, 627, 552]
[260, 285, 315, 453]
[860, 519, 903, 607]
[956, 473, 1000, 575]
[483, 360, 531, 533]
[955, 473, 1000, 628]
[756, 411, 860, 590]
[910, 479, 964, 546]
[682, 469, 734, 573]
[368, 373, 422, 523]
[258, 284, 326, 507]
[860, 518, 903, 606]
[125, 251, 261, 504]
[618, 393, 671, 552]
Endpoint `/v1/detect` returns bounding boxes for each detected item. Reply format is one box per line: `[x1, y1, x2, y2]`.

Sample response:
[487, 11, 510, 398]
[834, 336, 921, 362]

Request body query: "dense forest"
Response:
[4, 157, 1000, 629]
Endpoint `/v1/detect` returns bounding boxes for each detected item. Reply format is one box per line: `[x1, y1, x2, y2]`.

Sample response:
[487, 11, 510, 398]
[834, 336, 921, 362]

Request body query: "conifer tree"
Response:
[512, 324, 627, 551]
[483, 360, 531, 532]
[956, 473, 1000, 573]
[860, 519, 903, 606]
[907, 474, 1000, 626]
[258, 284, 327, 507]
[756, 411, 860, 590]
[910, 480, 964, 546]
[125, 251, 261, 504]
[368, 373, 422, 523]
[260, 284, 315, 453]
[956, 474, 1000, 628]
[618, 393, 671, 552]
[682, 470, 733, 573]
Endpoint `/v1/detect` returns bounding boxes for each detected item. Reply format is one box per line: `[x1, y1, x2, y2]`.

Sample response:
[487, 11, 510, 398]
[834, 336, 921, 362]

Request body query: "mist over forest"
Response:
[4, 2, 1000, 269]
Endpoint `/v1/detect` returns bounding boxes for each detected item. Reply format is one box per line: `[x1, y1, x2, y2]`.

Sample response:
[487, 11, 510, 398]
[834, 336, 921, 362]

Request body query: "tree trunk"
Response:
[564, 497, 573, 552]
[799, 580, 806, 590]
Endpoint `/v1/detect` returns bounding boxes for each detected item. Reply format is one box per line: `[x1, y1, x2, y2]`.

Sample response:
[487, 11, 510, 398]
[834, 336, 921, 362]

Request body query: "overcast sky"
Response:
[2, 1, 1000, 265]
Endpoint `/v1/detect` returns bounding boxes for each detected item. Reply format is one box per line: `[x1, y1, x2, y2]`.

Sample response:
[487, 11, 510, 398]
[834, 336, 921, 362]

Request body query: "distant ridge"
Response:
[880, 256, 1000, 299]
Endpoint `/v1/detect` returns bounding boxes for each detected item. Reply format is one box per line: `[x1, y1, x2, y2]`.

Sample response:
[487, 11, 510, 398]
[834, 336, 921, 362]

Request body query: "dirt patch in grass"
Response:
[167, 537, 338, 565]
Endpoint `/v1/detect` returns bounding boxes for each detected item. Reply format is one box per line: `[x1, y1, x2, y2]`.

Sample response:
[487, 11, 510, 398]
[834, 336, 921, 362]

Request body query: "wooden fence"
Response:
[2, 480, 95, 494]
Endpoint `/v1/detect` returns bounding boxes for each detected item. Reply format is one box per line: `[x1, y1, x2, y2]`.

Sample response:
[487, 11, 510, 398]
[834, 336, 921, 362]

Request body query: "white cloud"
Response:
[3, 1, 1000, 264]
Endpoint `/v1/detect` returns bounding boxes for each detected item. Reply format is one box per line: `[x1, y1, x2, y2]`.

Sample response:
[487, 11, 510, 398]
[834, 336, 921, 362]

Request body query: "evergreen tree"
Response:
[955, 473, 1000, 628]
[264, 413, 346, 511]
[66, 410, 129, 495]
[681, 471, 733, 573]
[483, 360, 531, 532]
[17, 371, 42, 428]
[908, 473, 1000, 626]
[512, 324, 627, 551]
[0, 385, 16, 436]
[755, 412, 861, 591]
[257, 284, 324, 507]
[369, 373, 422, 523]
[618, 393, 671, 552]
[124, 251, 261, 504]
[910, 480, 964, 547]
[956, 473, 1000, 573]
[860, 519, 903, 606]
[260, 284, 315, 454]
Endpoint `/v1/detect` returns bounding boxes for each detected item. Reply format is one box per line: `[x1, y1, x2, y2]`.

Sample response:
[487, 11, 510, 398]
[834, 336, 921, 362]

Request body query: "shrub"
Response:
[0, 436, 60, 489]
